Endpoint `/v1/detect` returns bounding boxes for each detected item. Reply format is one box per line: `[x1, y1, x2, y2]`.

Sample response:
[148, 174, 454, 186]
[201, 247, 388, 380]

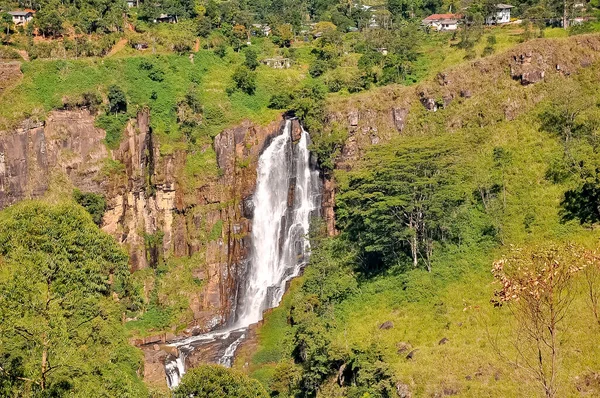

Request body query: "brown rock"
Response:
[406, 349, 418, 360]
[438, 337, 449, 345]
[396, 382, 412, 398]
[391, 107, 409, 132]
[379, 321, 394, 330]
[521, 69, 545, 85]
[396, 342, 412, 354]
[291, 119, 303, 141]
[348, 110, 359, 127]
[420, 97, 437, 111]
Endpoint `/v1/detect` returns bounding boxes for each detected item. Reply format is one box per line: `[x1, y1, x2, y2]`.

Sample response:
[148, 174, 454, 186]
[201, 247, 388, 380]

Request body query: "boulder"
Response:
[391, 107, 409, 132]
[379, 321, 394, 330]
[420, 97, 437, 112]
[521, 69, 545, 85]
[438, 337, 449, 345]
[442, 94, 453, 108]
[348, 110, 359, 127]
[396, 382, 412, 398]
[406, 349, 418, 360]
[396, 342, 412, 354]
[459, 89, 472, 98]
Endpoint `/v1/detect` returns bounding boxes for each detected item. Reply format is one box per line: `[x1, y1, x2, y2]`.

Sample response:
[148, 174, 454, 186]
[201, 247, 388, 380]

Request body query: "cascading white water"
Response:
[164, 119, 321, 388]
[236, 120, 320, 326]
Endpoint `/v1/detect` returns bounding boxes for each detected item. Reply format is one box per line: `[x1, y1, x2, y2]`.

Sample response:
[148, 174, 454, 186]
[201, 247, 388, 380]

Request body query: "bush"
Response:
[62, 91, 103, 113]
[73, 189, 107, 226]
[0, 46, 20, 60]
[108, 85, 127, 113]
[174, 365, 268, 398]
[96, 113, 130, 149]
[244, 47, 259, 70]
[309, 59, 328, 78]
[268, 92, 293, 109]
[214, 43, 227, 58]
[231, 66, 256, 95]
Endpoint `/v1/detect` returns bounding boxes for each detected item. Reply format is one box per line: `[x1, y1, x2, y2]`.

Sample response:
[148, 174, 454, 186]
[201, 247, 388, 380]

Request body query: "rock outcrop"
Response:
[0, 111, 107, 208]
[0, 110, 290, 333]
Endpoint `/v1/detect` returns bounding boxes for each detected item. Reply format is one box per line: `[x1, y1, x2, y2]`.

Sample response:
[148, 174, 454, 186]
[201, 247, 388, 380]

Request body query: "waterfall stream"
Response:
[164, 119, 321, 388]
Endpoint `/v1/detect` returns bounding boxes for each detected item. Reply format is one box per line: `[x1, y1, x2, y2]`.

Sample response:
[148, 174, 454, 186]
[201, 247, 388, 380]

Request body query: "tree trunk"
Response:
[563, 0, 569, 29]
[41, 332, 48, 390]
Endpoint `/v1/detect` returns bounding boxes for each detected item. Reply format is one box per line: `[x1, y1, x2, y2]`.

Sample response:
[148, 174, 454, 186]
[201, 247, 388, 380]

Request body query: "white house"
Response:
[8, 10, 34, 26]
[422, 14, 460, 31]
[486, 4, 513, 25]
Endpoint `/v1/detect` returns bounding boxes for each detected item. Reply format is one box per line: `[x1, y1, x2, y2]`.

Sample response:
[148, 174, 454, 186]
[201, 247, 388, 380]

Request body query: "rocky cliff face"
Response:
[0, 111, 107, 208]
[0, 109, 291, 333]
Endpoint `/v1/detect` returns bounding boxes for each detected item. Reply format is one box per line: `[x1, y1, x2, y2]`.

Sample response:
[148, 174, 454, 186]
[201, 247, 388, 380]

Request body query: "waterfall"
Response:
[164, 119, 321, 388]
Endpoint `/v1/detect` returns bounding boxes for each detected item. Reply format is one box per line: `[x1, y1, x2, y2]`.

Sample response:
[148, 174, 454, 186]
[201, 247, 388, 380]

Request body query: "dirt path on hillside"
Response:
[107, 38, 128, 57]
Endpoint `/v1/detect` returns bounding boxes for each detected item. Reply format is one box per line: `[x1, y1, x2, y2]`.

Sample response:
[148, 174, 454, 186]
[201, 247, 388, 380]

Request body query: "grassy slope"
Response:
[238, 36, 600, 397]
[0, 48, 302, 140]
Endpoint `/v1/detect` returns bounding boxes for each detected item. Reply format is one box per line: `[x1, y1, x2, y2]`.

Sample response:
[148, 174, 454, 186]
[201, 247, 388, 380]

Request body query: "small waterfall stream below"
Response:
[164, 119, 321, 388]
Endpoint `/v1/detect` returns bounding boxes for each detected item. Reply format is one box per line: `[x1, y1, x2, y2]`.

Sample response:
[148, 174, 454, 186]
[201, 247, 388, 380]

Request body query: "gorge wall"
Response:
[0, 109, 299, 332]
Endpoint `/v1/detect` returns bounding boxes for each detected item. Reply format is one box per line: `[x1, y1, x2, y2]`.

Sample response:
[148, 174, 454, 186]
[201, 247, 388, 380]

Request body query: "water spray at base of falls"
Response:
[164, 119, 321, 388]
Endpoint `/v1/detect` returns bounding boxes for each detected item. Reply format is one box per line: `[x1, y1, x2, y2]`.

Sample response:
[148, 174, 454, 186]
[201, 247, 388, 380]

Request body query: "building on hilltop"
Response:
[486, 4, 514, 25]
[154, 14, 176, 23]
[8, 10, 34, 26]
[422, 14, 459, 31]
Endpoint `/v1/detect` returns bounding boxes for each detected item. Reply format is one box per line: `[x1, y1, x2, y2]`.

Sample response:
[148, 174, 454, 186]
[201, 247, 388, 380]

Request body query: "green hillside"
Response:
[236, 40, 600, 398]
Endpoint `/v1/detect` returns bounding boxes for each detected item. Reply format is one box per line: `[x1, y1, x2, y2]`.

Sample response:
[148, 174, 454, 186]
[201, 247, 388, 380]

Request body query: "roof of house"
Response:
[495, 3, 514, 8]
[8, 10, 33, 16]
[423, 13, 461, 22]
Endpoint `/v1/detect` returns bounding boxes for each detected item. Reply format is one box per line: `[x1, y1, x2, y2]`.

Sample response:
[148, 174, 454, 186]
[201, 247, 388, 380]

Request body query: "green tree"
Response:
[337, 138, 465, 272]
[73, 189, 107, 226]
[108, 85, 127, 113]
[174, 365, 268, 398]
[0, 12, 11, 36]
[231, 65, 257, 94]
[34, 1, 64, 38]
[244, 46, 259, 70]
[0, 201, 146, 397]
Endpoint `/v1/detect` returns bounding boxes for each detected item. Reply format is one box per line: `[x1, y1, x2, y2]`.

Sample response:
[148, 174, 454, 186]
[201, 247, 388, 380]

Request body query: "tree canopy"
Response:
[174, 365, 268, 398]
[0, 201, 146, 397]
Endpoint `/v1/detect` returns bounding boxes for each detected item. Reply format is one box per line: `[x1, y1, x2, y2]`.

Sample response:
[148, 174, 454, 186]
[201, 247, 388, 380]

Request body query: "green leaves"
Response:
[174, 365, 268, 398]
[0, 201, 146, 397]
[337, 137, 466, 272]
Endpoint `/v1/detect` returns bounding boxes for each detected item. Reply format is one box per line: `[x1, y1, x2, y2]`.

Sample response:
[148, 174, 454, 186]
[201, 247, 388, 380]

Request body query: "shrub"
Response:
[231, 66, 256, 95]
[73, 189, 107, 226]
[244, 46, 259, 70]
[309, 59, 328, 77]
[214, 43, 227, 58]
[174, 365, 268, 398]
[108, 85, 127, 113]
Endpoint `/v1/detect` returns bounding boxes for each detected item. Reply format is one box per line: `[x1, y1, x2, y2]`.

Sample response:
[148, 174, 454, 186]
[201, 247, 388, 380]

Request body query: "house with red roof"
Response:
[422, 13, 460, 31]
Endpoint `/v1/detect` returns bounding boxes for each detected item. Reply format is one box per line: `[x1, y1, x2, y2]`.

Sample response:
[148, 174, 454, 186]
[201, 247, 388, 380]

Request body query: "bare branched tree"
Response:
[491, 244, 591, 398]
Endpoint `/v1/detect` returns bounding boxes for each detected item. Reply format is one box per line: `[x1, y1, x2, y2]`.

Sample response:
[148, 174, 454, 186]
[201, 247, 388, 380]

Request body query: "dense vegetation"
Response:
[234, 47, 600, 397]
[1, 0, 600, 394]
[0, 201, 146, 397]
[174, 365, 269, 398]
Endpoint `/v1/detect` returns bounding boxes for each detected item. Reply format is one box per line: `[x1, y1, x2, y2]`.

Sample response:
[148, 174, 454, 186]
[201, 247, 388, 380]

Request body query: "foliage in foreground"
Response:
[0, 201, 146, 397]
[174, 364, 268, 398]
